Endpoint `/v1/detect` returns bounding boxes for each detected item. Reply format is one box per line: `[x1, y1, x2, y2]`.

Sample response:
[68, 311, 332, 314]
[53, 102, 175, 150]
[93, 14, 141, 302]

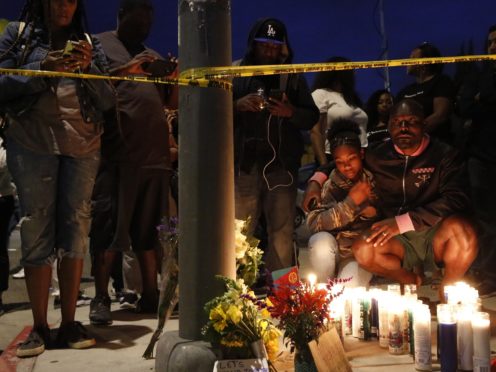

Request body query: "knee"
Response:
[439, 216, 478, 249]
[352, 239, 374, 268]
[436, 215, 479, 261]
[308, 232, 338, 255]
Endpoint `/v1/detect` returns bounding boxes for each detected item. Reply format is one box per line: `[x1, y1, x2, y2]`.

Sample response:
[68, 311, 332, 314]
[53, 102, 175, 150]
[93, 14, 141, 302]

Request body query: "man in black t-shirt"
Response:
[397, 42, 455, 144]
[89, 0, 177, 325]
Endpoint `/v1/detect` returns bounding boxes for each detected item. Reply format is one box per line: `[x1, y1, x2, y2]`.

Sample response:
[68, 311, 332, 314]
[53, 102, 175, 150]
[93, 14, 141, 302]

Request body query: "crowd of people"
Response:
[0, 0, 494, 361]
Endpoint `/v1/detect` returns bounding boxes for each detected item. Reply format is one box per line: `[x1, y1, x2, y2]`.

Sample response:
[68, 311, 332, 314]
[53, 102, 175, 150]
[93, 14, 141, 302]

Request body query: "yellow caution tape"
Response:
[1, 54, 495, 92]
[180, 54, 496, 80]
[0, 67, 232, 91]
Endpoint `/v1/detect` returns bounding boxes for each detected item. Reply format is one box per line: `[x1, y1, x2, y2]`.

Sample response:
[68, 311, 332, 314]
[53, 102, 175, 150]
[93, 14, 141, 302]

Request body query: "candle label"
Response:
[403, 309, 410, 353]
[379, 308, 389, 348]
[389, 313, 404, 354]
[473, 356, 490, 372]
[359, 298, 371, 340]
[414, 323, 431, 371]
[343, 299, 352, 335]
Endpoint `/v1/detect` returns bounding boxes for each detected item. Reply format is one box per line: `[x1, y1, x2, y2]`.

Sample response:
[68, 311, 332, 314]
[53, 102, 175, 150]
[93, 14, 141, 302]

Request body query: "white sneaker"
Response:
[12, 268, 25, 279]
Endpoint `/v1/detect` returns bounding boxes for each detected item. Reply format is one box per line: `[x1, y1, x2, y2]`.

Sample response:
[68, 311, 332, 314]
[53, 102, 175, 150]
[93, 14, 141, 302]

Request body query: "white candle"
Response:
[342, 289, 352, 336]
[307, 273, 317, 290]
[378, 291, 391, 348]
[388, 296, 405, 355]
[352, 287, 366, 338]
[457, 304, 475, 371]
[404, 284, 417, 296]
[387, 284, 401, 295]
[413, 304, 431, 371]
[472, 312, 490, 372]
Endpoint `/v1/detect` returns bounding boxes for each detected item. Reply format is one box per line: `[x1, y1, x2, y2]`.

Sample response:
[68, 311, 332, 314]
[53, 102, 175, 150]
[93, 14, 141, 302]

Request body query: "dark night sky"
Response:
[2, 0, 495, 101]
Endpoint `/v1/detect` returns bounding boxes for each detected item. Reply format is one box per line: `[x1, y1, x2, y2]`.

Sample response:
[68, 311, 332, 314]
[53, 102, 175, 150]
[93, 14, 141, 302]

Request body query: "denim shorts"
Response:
[6, 139, 100, 266]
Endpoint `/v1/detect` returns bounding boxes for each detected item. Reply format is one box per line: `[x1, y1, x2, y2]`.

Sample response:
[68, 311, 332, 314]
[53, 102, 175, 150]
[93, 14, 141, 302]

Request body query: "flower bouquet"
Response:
[267, 278, 348, 371]
[234, 218, 263, 287]
[202, 277, 281, 364]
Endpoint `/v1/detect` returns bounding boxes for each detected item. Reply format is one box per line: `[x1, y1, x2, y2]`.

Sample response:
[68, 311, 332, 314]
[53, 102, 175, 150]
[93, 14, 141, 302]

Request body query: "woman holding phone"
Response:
[0, 0, 114, 357]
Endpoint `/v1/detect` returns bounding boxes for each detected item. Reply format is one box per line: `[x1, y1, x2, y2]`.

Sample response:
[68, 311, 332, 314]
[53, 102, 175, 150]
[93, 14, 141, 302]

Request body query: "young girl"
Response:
[305, 119, 378, 286]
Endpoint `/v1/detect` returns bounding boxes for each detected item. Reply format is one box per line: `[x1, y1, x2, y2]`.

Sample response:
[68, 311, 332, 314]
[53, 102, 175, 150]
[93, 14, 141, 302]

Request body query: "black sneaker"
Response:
[76, 291, 92, 307]
[16, 326, 50, 358]
[89, 295, 112, 325]
[135, 296, 158, 314]
[56, 321, 95, 349]
[119, 292, 138, 309]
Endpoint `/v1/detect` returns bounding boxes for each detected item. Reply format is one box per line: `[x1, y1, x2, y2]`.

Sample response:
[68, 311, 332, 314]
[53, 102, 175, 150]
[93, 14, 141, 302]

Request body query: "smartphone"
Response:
[63, 40, 79, 56]
[269, 89, 284, 101]
[142, 59, 176, 77]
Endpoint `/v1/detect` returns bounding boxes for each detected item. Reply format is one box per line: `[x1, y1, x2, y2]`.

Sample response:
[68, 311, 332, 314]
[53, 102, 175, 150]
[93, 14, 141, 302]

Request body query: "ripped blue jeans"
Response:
[6, 139, 100, 266]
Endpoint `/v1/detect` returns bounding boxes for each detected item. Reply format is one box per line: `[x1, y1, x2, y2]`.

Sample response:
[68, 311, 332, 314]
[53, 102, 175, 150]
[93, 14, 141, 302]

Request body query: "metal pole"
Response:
[379, 0, 391, 91]
[178, 0, 235, 340]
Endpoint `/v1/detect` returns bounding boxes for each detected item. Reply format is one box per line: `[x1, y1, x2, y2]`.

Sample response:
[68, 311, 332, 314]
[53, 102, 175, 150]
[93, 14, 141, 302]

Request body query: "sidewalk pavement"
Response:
[0, 285, 176, 372]
[1, 246, 496, 372]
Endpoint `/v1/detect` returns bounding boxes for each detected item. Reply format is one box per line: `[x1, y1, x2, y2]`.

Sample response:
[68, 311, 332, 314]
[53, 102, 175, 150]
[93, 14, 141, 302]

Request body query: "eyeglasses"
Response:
[389, 115, 423, 129]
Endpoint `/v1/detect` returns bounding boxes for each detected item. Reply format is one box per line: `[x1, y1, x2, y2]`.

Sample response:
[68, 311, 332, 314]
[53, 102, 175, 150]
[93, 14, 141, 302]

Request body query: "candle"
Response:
[359, 293, 371, 341]
[378, 291, 391, 348]
[342, 290, 352, 336]
[413, 304, 432, 371]
[405, 297, 416, 355]
[369, 289, 381, 340]
[437, 304, 457, 372]
[387, 284, 401, 295]
[404, 284, 417, 296]
[352, 287, 366, 338]
[444, 285, 456, 304]
[456, 304, 475, 371]
[307, 273, 317, 290]
[472, 312, 490, 372]
[388, 296, 405, 355]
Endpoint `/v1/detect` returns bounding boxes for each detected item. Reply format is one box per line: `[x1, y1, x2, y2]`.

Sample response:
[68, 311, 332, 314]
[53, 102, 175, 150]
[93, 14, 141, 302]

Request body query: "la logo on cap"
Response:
[267, 24, 276, 37]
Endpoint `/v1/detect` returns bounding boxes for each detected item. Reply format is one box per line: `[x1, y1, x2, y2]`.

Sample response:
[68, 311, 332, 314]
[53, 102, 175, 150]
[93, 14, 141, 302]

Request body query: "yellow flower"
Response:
[226, 305, 243, 324]
[265, 339, 280, 361]
[210, 305, 228, 332]
[265, 298, 274, 308]
[261, 308, 270, 319]
[258, 319, 268, 331]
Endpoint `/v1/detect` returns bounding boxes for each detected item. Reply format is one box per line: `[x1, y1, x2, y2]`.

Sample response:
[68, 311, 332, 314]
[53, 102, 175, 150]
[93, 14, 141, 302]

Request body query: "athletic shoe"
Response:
[135, 296, 158, 314]
[56, 321, 95, 349]
[119, 292, 138, 309]
[76, 291, 92, 307]
[12, 268, 25, 279]
[16, 326, 50, 358]
[89, 295, 112, 325]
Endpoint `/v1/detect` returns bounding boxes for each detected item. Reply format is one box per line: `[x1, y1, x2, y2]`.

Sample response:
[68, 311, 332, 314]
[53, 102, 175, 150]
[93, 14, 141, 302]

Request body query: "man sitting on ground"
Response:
[304, 99, 478, 299]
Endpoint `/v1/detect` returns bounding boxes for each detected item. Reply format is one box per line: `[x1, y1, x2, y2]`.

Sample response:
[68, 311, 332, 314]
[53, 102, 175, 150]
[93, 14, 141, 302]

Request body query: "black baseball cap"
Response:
[254, 20, 285, 45]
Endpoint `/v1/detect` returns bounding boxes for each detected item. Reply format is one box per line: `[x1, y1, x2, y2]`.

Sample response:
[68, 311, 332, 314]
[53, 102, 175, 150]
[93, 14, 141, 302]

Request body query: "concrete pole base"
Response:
[155, 331, 219, 372]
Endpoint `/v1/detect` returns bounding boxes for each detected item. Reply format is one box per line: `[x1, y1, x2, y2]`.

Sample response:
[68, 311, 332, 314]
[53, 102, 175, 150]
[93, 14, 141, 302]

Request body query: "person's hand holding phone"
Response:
[42, 40, 92, 72]
[110, 51, 156, 76]
[267, 90, 294, 118]
[64, 40, 92, 71]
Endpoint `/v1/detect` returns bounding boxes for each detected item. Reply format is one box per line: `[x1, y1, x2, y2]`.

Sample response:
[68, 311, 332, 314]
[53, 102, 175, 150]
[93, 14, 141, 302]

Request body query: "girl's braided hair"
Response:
[0, 0, 90, 65]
